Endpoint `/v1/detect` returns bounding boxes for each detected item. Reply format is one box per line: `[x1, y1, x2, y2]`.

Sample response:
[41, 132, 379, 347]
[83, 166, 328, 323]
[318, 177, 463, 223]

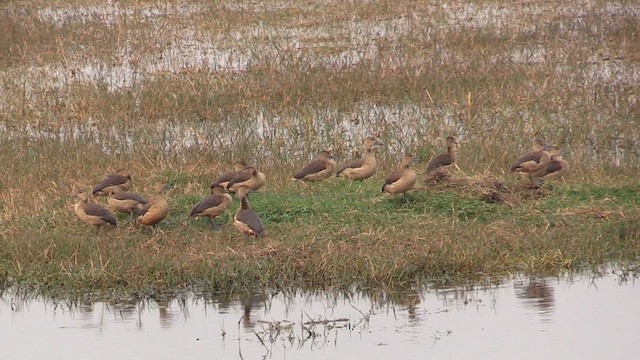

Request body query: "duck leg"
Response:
[208, 217, 221, 230]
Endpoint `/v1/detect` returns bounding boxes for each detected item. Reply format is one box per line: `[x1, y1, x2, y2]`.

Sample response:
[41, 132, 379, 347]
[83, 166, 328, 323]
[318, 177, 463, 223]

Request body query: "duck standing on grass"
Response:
[226, 167, 267, 193]
[74, 192, 117, 231]
[190, 184, 233, 229]
[336, 136, 384, 181]
[136, 182, 172, 233]
[382, 155, 417, 196]
[293, 150, 337, 182]
[210, 160, 247, 190]
[92, 169, 133, 197]
[425, 136, 458, 181]
[233, 185, 265, 238]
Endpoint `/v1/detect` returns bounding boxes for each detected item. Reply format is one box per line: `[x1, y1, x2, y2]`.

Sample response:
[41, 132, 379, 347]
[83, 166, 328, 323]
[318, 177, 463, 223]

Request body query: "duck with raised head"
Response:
[293, 150, 337, 182]
[190, 184, 233, 228]
[74, 192, 117, 231]
[233, 185, 264, 238]
[426, 136, 458, 176]
[510, 140, 551, 180]
[210, 160, 247, 190]
[107, 188, 148, 221]
[336, 136, 384, 181]
[92, 169, 133, 197]
[226, 166, 266, 193]
[382, 155, 417, 196]
[136, 182, 172, 232]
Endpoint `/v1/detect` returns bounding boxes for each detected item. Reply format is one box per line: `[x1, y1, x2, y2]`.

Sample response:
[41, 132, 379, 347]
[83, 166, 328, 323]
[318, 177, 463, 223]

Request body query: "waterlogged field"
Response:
[0, 0, 639, 296]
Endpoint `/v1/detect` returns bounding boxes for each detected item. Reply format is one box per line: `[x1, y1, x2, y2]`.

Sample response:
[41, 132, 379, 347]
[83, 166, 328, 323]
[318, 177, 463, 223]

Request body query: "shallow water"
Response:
[2, 271, 638, 360]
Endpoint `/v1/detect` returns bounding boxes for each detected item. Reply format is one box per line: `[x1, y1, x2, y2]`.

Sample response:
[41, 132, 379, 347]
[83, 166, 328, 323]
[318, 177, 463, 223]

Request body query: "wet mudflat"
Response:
[2, 270, 638, 360]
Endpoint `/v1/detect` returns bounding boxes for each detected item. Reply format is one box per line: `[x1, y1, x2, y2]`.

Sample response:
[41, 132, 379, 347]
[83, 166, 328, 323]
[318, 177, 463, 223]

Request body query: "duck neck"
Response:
[363, 149, 377, 165]
[448, 146, 457, 161]
[240, 196, 249, 210]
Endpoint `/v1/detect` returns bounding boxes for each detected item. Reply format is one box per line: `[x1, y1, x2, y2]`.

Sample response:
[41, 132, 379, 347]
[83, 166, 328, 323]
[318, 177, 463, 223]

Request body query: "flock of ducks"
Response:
[73, 135, 568, 237]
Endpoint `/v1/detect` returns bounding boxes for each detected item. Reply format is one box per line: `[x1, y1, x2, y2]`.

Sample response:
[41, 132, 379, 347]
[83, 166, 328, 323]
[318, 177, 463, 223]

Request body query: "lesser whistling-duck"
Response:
[210, 160, 247, 189]
[382, 155, 417, 195]
[136, 182, 171, 231]
[293, 150, 337, 182]
[233, 185, 265, 238]
[336, 136, 384, 181]
[543, 153, 569, 179]
[531, 145, 567, 179]
[226, 166, 266, 193]
[74, 192, 117, 230]
[190, 184, 233, 228]
[426, 136, 459, 176]
[509, 140, 551, 180]
[92, 169, 133, 197]
[107, 188, 148, 221]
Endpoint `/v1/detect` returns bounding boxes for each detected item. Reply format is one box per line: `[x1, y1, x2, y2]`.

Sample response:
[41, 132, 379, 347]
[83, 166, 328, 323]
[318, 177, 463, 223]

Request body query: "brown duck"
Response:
[107, 188, 148, 221]
[136, 182, 171, 231]
[382, 155, 417, 195]
[226, 167, 266, 193]
[510, 140, 551, 180]
[531, 146, 567, 179]
[92, 169, 133, 197]
[336, 136, 384, 181]
[426, 136, 458, 175]
[74, 192, 117, 230]
[293, 150, 337, 182]
[190, 185, 233, 228]
[233, 185, 265, 238]
[543, 154, 569, 179]
[210, 160, 247, 189]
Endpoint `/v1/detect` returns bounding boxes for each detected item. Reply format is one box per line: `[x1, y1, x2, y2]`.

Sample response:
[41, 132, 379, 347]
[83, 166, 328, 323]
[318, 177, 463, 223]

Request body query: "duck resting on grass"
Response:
[528, 145, 567, 185]
[190, 184, 233, 229]
[382, 154, 417, 196]
[542, 151, 569, 180]
[233, 185, 265, 238]
[74, 192, 117, 232]
[425, 136, 459, 181]
[92, 169, 133, 197]
[210, 160, 247, 190]
[226, 166, 266, 194]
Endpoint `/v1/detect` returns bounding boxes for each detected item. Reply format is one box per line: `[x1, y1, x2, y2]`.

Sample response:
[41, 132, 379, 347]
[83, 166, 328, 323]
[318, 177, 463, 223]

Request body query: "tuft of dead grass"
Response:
[423, 172, 548, 206]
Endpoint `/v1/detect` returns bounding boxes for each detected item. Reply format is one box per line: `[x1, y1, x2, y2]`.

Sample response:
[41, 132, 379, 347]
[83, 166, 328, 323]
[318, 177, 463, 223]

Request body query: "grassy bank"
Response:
[1, 0, 639, 297]
[1, 172, 639, 295]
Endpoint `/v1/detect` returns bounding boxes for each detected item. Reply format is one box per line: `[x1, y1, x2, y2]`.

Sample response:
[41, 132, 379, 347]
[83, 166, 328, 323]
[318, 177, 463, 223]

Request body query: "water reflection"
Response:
[1, 271, 638, 360]
[515, 278, 555, 320]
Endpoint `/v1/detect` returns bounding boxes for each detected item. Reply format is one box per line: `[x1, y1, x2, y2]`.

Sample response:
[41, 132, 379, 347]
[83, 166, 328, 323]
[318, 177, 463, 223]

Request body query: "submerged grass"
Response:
[1, 0, 639, 297]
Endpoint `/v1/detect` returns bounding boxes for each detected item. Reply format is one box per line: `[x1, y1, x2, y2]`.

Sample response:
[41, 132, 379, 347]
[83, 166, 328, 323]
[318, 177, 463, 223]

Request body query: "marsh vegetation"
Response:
[0, 0, 639, 297]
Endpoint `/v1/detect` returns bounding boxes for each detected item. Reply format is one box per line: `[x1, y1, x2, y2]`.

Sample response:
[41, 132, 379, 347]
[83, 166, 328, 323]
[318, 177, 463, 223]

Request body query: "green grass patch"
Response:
[2, 175, 639, 297]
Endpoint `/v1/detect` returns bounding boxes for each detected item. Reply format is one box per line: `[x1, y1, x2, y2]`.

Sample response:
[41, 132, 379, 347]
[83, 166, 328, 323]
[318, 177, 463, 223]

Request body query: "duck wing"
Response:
[294, 159, 327, 179]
